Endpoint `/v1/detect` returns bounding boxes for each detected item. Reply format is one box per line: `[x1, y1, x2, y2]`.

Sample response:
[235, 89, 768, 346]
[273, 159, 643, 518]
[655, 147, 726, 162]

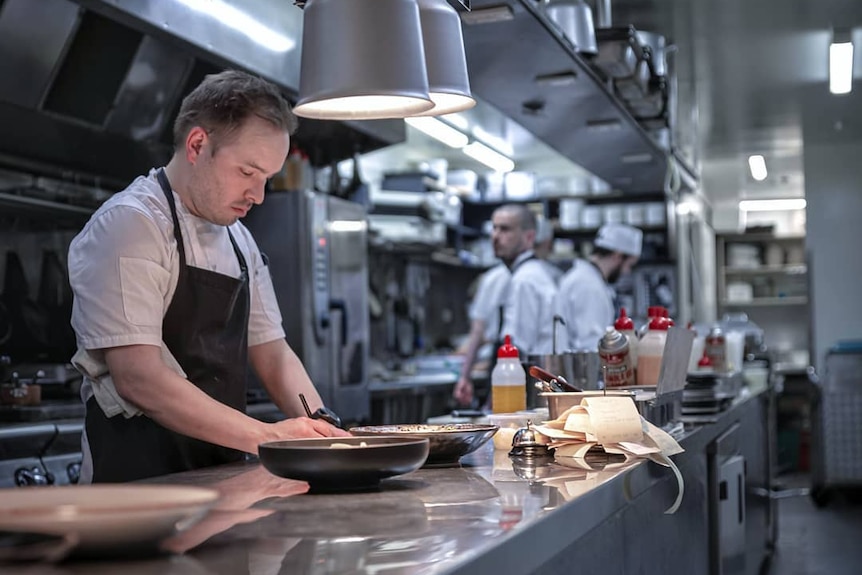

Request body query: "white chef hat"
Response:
[594, 223, 643, 257]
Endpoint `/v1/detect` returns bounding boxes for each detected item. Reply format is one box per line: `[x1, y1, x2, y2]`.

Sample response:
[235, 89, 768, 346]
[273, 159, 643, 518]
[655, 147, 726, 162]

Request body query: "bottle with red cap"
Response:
[614, 307, 639, 372]
[491, 335, 526, 414]
[637, 314, 670, 386]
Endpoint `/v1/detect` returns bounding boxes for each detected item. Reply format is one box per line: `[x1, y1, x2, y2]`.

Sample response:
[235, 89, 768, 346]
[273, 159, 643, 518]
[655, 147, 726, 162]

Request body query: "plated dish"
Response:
[349, 423, 498, 465]
[0, 484, 219, 554]
[259, 436, 430, 492]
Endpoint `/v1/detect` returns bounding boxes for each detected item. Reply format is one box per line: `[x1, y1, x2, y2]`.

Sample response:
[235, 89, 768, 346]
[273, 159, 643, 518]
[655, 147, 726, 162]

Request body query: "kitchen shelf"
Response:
[554, 224, 668, 238]
[721, 297, 809, 307]
[723, 265, 807, 276]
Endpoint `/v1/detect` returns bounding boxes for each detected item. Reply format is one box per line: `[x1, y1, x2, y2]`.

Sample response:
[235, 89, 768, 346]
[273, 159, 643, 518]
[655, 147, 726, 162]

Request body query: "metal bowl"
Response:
[258, 436, 429, 493]
[541, 390, 635, 420]
[349, 424, 498, 465]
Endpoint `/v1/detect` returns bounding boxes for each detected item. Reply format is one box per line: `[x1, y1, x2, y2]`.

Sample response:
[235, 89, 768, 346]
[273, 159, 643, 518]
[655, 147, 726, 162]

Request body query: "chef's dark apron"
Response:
[86, 168, 250, 482]
[492, 254, 537, 357]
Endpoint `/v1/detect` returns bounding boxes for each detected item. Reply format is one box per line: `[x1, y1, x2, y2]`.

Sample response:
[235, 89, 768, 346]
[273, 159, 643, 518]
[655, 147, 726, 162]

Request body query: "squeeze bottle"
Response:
[614, 307, 639, 370]
[491, 335, 526, 414]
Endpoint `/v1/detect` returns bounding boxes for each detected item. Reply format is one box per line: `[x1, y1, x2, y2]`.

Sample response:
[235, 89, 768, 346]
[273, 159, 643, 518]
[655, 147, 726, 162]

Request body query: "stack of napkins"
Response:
[534, 396, 685, 514]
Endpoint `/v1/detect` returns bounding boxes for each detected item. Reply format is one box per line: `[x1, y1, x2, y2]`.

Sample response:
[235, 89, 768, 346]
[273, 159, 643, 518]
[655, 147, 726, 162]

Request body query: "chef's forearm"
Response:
[104, 345, 271, 454]
[249, 338, 323, 416]
[459, 319, 488, 381]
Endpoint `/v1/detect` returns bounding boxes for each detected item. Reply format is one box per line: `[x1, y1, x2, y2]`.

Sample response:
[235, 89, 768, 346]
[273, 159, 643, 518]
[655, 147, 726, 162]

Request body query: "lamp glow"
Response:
[738, 199, 807, 212]
[462, 141, 515, 172]
[177, 0, 295, 52]
[405, 117, 469, 148]
[748, 155, 768, 181]
[830, 41, 854, 95]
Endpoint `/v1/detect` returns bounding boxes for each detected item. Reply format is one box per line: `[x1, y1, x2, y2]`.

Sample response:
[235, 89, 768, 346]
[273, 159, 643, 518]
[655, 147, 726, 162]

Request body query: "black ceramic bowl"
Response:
[349, 424, 498, 466]
[258, 436, 429, 492]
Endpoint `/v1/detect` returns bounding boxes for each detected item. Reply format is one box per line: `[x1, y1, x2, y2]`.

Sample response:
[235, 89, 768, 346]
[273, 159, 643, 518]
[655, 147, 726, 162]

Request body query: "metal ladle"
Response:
[299, 393, 344, 429]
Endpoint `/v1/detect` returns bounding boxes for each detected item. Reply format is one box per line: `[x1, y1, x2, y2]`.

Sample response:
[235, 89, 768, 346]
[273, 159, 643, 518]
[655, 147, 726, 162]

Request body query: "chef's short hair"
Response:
[173, 69, 298, 151]
[495, 204, 536, 232]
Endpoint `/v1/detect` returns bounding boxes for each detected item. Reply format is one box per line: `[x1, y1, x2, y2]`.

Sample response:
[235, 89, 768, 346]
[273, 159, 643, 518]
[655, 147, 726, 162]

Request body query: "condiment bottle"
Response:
[491, 335, 526, 414]
[598, 327, 635, 388]
[705, 326, 727, 372]
[614, 307, 639, 371]
[637, 315, 669, 386]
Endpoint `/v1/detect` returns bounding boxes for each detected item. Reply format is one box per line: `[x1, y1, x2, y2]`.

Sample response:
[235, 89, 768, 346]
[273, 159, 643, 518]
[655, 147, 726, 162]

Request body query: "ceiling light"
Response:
[294, 0, 433, 120]
[412, 0, 476, 116]
[462, 141, 515, 172]
[177, 0, 295, 52]
[405, 117, 469, 148]
[739, 199, 807, 212]
[460, 4, 514, 25]
[748, 155, 768, 181]
[829, 33, 854, 95]
[621, 152, 654, 164]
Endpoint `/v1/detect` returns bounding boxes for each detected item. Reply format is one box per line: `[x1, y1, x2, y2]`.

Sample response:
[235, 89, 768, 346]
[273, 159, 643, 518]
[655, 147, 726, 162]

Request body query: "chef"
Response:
[453, 205, 558, 407]
[68, 70, 348, 484]
[556, 223, 642, 351]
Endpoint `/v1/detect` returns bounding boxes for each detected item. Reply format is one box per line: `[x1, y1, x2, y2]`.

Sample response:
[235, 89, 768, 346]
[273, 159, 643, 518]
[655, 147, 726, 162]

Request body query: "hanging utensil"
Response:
[529, 365, 583, 393]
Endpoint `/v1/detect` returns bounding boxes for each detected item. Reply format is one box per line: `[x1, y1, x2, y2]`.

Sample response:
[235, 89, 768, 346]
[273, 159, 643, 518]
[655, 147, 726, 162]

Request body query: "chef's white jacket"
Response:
[499, 251, 559, 355]
[555, 258, 615, 351]
[468, 263, 510, 343]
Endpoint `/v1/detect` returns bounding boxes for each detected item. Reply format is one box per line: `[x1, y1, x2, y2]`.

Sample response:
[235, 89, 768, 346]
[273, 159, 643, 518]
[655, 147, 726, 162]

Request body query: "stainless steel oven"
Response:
[245, 191, 370, 424]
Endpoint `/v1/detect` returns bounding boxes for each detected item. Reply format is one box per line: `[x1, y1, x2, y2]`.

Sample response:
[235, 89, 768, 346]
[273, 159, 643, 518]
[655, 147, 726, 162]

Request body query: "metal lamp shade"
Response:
[294, 0, 434, 120]
[412, 0, 476, 116]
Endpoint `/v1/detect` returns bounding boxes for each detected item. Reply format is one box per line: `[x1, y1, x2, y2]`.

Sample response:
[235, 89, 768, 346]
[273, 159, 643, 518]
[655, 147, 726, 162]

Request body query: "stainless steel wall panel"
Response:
[0, 0, 80, 109]
[75, 0, 303, 95]
[104, 36, 193, 141]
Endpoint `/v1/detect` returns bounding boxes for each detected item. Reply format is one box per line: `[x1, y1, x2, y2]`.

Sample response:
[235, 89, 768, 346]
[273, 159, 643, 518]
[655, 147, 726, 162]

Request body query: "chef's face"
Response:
[185, 115, 290, 226]
[607, 254, 639, 284]
[492, 209, 534, 263]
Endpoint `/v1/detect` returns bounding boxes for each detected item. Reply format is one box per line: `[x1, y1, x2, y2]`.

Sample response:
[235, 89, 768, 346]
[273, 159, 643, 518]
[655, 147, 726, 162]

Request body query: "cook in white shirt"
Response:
[453, 205, 558, 407]
[555, 223, 642, 351]
[68, 70, 347, 484]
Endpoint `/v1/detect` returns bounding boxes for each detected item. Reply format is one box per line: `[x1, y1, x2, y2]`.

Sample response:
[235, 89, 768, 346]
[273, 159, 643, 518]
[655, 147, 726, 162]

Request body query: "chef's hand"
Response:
[265, 416, 351, 442]
[453, 376, 474, 407]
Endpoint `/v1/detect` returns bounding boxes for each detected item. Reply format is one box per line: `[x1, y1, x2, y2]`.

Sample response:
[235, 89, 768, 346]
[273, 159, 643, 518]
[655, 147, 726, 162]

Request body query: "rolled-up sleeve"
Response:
[69, 206, 170, 350]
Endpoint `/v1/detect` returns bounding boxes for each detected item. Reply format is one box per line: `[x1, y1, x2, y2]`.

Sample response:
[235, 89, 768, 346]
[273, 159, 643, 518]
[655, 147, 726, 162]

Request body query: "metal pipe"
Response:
[595, 0, 611, 27]
[0, 152, 126, 191]
[0, 192, 94, 218]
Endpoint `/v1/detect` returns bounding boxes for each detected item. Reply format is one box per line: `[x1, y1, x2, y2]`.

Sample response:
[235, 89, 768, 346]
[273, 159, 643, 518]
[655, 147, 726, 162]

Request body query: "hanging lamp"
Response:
[412, 0, 476, 116]
[294, 0, 434, 120]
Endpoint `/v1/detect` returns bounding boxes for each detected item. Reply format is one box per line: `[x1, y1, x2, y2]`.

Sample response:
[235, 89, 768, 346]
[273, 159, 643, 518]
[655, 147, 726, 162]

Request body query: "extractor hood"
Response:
[0, 0, 405, 189]
[459, 0, 694, 193]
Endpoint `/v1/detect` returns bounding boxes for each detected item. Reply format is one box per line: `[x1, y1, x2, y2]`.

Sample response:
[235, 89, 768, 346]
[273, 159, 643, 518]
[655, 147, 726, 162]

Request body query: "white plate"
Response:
[0, 484, 220, 551]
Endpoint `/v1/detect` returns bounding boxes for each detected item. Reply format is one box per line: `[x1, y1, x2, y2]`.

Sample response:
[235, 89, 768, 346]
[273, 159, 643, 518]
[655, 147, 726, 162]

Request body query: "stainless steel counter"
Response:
[15, 390, 774, 575]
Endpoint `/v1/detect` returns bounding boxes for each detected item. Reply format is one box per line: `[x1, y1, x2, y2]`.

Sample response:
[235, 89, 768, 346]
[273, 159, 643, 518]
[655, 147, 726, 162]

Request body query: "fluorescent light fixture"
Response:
[739, 198, 807, 212]
[177, 0, 295, 52]
[830, 39, 854, 95]
[405, 117, 469, 148]
[748, 154, 768, 181]
[621, 152, 654, 164]
[441, 112, 470, 131]
[330, 220, 367, 233]
[462, 141, 515, 172]
[471, 126, 513, 157]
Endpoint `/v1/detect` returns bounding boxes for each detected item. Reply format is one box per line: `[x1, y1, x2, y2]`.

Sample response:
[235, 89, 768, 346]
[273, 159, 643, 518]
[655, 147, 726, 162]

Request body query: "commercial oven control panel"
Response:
[310, 194, 330, 345]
